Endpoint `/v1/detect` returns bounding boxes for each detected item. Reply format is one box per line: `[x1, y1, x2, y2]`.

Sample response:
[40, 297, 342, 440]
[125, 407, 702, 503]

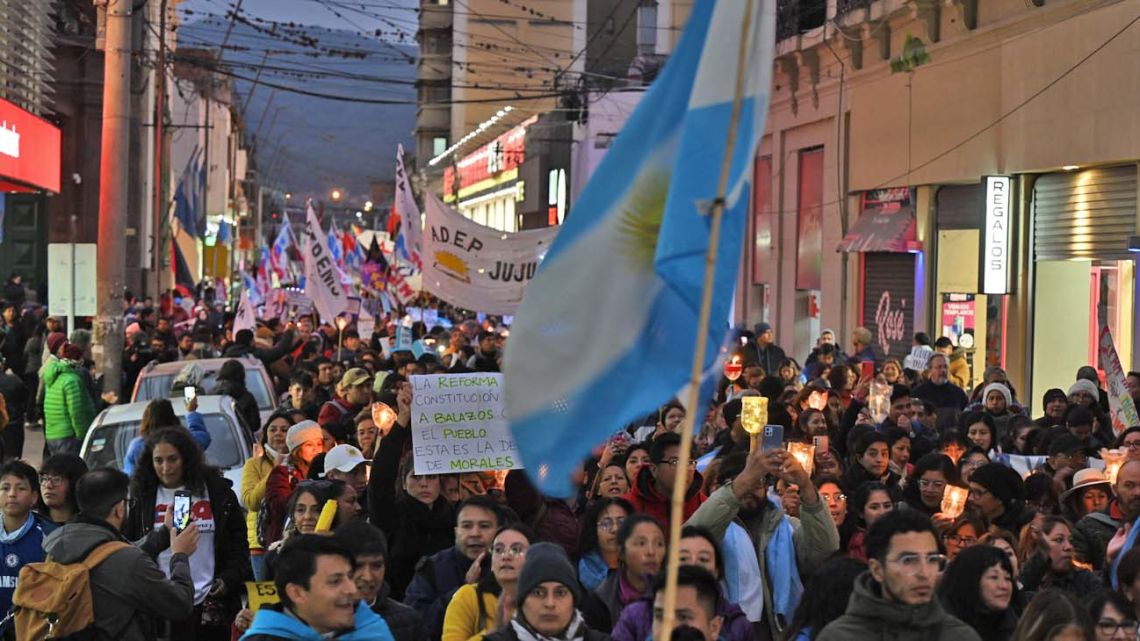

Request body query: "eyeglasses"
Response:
[888, 553, 948, 575]
[819, 492, 847, 503]
[492, 543, 528, 558]
[1124, 441, 1140, 451]
[40, 475, 65, 487]
[1096, 620, 1138, 638]
[944, 534, 977, 546]
[917, 479, 946, 491]
[968, 486, 991, 498]
[598, 517, 626, 531]
[661, 458, 697, 469]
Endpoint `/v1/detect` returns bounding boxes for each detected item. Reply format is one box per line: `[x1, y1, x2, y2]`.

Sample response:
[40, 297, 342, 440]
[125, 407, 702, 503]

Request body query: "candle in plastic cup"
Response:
[1102, 448, 1127, 485]
[787, 442, 815, 477]
[741, 397, 768, 436]
[940, 486, 968, 520]
[372, 402, 398, 435]
[315, 500, 338, 532]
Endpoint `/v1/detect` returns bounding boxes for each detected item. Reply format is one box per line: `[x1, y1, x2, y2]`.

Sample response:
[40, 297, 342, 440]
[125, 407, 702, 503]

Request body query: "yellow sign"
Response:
[246, 581, 280, 612]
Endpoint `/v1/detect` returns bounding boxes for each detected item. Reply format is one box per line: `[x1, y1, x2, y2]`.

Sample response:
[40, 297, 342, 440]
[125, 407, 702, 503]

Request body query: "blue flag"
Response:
[171, 147, 204, 238]
[502, 0, 775, 495]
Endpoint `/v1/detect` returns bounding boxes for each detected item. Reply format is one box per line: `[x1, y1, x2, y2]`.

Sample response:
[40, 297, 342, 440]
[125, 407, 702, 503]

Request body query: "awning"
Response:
[836, 206, 920, 252]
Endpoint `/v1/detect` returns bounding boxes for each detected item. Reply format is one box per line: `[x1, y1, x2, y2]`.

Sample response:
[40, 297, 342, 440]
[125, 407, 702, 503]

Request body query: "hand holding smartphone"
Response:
[173, 490, 192, 533]
[184, 386, 197, 402]
[761, 424, 784, 452]
[813, 435, 829, 456]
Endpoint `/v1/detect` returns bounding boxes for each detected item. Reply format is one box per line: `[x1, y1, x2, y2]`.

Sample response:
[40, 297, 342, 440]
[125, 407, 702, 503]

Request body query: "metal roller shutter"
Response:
[862, 253, 916, 362]
[936, 184, 982, 229]
[1032, 165, 1137, 261]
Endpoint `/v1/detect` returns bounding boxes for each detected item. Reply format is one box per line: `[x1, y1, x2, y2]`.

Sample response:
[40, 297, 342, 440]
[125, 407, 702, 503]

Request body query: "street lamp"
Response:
[363, 200, 374, 212]
[330, 189, 343, 202]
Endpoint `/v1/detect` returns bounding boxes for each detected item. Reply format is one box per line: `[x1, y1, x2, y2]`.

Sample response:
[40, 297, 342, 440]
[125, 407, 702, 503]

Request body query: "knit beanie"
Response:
[46, 332, 68, 357]
[1068, 379, 1099, 400]
[286, 420, 323, 452]
[1042, 388, 1067, 407]
[969, 463, 1025, 507]
[517, 543, 580, 606]
[983, 383, 1012, 408]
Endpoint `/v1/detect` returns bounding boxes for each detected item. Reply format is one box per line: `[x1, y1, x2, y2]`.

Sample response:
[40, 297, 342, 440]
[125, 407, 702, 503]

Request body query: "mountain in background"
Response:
[179, 16, 417, 202]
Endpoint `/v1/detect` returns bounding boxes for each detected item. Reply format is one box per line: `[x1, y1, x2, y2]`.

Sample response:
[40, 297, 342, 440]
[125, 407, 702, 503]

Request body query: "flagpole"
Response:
[660, 4, 755, 641]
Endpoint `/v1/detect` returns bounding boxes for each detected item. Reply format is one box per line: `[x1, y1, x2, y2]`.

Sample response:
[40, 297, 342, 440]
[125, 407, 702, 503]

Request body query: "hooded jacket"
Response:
[1073, 501, 1124, 571]
[619, 466, 705, 534]
[42, 358, 96, 441]
[372, 582, 429, 641]
[686, 484, 839, 641]
[816, 572, 981, 641]
[242, 601, 396, 641]
[42, 518, 195, 641]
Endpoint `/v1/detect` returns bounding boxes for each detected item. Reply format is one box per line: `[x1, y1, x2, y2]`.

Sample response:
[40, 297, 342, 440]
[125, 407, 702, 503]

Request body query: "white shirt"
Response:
[155, 485, 217, 604]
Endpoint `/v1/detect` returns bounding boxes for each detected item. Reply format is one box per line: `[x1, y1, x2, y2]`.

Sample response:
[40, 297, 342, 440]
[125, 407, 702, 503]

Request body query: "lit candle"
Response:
[787, 442, 815, 476]
[1102, 448, 1127, 485]
[941, 486, 968, 520]
[741, 396, 768, 452]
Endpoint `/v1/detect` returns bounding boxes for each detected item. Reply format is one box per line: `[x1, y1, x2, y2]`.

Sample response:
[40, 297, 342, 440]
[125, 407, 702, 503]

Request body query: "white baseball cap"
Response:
[323, 444, 368, 475]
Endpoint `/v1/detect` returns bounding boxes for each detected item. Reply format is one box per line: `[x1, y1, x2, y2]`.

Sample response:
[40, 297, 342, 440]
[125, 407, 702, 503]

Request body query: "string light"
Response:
[427, 106, 514, 167]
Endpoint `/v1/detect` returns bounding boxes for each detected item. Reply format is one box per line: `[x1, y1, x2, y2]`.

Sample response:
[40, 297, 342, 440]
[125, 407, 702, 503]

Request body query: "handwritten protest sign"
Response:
[410, 373, 521, 474]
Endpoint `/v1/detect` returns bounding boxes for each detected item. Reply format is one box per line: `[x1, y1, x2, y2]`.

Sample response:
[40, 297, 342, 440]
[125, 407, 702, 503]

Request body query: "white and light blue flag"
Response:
[503, 0, 775, 495]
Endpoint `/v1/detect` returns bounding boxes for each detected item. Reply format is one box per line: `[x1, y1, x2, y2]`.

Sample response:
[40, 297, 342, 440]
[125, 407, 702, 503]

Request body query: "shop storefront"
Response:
[0, 96, 61, 288]
[443, 116, 536, 232]
[933, 181, 1011, 391]
[838, 188, 924, 362]
[1029, 164, 1137, 405]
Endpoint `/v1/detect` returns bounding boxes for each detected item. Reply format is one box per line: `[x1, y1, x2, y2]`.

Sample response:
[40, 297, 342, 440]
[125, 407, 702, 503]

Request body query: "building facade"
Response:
[743, 0, 1140, 408]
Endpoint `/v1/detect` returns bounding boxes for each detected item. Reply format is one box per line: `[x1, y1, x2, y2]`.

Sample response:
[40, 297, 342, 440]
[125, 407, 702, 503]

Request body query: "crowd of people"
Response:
[5, 290, 1140, 641]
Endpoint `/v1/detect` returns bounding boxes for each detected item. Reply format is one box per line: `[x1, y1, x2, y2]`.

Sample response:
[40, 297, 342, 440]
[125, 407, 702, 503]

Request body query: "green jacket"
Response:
[685, 483, 839, 641]
[816, 573, 981, 641]
[43, 358, 96, 441]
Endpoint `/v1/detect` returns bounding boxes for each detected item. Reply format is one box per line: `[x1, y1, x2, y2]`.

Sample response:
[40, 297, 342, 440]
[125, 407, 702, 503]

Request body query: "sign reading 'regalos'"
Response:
[410, 373, 522, 475]
[0, 97, 60, 192]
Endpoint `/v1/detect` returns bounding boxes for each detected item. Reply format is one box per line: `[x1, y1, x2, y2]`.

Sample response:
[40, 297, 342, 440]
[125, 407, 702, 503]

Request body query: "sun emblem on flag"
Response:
[615, 171, 669, 270]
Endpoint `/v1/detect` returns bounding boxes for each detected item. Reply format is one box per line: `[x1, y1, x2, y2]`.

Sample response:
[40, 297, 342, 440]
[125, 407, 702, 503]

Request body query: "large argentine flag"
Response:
[503, 0, 775, 496]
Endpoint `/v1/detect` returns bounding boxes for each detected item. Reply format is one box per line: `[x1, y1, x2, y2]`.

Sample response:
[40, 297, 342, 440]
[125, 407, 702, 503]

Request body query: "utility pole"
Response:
[152, 0, 169, 298]
[94, 0, 132, 395]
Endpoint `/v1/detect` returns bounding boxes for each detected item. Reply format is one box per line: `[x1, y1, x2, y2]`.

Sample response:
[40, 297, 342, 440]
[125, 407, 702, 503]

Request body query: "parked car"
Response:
[80, 395, 253, 505]
[132, 356, 277, 428]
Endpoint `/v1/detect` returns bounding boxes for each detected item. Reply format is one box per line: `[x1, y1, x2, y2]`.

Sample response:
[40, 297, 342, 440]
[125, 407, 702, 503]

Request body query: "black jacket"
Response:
[386, 494, 455, 599]
[124, 472, 252, 619]
[372, 584, 429, 641]
[212, 379, 261, 438]
[402, 546, 474, 641]
[222, 330, 296, 367]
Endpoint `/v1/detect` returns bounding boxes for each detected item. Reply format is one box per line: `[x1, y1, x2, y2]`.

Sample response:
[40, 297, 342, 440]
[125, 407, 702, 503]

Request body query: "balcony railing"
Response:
[777, 0, 827, 41]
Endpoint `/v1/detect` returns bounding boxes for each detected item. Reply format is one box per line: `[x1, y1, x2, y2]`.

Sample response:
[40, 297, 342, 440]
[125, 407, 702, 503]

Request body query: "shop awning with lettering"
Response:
[0, 97, 61, 193]
[836, 205, 920, 253]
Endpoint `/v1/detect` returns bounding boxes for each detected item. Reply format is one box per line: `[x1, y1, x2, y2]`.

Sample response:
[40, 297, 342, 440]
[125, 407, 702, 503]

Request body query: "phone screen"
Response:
[173, 491, 192, 532]
[761, 424, 784, 452]
[184, 386, 197, 402]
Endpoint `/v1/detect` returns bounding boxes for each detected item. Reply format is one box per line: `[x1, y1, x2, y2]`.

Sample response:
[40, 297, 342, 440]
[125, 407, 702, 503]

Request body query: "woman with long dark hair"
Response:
[938, 545, 1020, 641]
[577, 497, 633, 592]
[594, 514, 665, 624]
[123, 397, 211, 476]
[1019, 517, 1101, 598]
[241, 410, 293, 580]
[125, 428, 250, 641]
[384, 452, 456, 599]
[845, 482, 895, 561]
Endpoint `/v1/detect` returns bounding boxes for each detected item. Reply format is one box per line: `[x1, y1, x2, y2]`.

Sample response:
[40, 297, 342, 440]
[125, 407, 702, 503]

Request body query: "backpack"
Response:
[12, 540, 131, 640]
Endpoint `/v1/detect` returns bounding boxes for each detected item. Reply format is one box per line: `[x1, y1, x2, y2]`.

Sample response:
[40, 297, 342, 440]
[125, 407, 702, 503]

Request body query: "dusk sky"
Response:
[181, 0, 419, 38]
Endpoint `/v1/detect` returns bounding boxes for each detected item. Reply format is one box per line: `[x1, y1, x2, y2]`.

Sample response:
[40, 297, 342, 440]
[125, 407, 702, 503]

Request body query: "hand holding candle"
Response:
[1102, 448, 1127, 485]
[786, 442, 815, 477]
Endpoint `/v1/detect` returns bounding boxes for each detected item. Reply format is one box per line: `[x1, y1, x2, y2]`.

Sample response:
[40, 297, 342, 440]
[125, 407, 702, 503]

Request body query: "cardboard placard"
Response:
[410, 373, 521, 474]
[245, 581, 280, 612]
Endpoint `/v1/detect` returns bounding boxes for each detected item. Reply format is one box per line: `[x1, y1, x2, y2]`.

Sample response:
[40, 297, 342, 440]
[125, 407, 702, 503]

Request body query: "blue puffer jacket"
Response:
[242, 601, 395, 641]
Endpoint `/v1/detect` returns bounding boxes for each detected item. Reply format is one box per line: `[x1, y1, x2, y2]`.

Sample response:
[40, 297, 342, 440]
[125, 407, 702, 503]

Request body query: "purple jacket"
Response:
[611, 595, 755, 641]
